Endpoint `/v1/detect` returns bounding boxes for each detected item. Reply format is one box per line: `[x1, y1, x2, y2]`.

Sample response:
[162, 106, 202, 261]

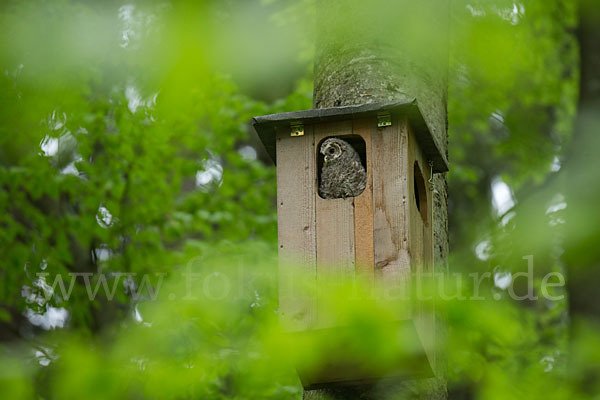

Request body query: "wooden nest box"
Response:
[253, 100, 449, 389]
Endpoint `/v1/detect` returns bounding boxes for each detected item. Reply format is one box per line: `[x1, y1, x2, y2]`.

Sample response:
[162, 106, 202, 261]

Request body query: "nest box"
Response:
[253, 99, 449, 388]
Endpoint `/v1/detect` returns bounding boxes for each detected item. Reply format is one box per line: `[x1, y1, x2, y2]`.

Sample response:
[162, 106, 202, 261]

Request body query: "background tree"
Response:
[564, 0, 600, 396]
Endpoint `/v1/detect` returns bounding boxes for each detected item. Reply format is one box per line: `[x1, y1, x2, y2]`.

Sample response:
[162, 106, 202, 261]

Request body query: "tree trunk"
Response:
[566, 0, 600, 323]
[564, 0, 600, 395]
[306, 1, 449, 399]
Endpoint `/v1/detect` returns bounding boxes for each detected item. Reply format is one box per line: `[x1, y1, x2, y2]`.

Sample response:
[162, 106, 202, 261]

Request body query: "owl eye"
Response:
[328, 148, 335, 155]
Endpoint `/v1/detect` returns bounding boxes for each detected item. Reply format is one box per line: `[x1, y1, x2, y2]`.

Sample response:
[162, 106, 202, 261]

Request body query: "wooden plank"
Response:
[371, 117, 412, 320]
[314, 120, 356, 328]
[352, 118, 374, 288]
[276, 125, 317, 332]
[407, 122, 436, 370]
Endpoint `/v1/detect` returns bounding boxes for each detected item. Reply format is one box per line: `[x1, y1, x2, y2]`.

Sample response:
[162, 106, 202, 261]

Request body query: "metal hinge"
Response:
[377, 112, 392, 128]
[290, 121, 304, 136]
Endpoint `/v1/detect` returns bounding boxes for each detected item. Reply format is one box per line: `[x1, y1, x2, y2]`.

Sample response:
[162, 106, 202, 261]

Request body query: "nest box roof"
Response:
[252, 99, 449, 173]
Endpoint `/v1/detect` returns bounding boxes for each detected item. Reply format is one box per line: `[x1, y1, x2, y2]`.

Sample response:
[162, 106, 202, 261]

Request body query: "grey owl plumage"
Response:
[318, 138, 367, 199]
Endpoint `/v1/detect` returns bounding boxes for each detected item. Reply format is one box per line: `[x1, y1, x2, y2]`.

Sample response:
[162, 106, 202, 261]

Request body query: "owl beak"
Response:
[324, 157, 328, 165]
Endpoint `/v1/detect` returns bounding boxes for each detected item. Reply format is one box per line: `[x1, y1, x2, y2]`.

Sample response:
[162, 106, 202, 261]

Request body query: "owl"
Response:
[318, 137, 367, 199]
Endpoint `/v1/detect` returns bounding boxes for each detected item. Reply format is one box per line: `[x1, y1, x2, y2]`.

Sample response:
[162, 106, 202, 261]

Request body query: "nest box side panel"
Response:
[407, 122, 436, 371]
[371, 116, 412, 321]
[276, 125, 317, 332]
[352, 118, 375, 287]
[314, 120, 356, 329]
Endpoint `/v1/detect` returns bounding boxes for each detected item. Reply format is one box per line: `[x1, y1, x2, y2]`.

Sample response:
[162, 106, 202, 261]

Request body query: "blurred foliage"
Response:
[0, 0, 312, 334]
[0, 0, 597, 399]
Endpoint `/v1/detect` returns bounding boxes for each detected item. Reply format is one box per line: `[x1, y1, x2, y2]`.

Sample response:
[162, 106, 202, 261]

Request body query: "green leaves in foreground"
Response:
[0, 243, 587, 400]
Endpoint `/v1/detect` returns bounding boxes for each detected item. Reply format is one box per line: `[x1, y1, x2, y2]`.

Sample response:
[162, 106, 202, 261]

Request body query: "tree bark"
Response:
[306, 1, 449, 399]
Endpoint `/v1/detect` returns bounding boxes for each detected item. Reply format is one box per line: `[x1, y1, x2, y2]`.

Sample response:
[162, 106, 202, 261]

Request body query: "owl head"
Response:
[320, 138, 348, 164]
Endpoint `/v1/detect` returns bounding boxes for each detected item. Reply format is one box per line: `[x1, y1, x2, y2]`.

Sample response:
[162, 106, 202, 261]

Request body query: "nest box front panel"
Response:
[276, 116, 429, 331]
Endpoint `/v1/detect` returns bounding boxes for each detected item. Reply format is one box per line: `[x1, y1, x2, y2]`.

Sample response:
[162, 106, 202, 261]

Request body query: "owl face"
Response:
[320, 138, 346, 164]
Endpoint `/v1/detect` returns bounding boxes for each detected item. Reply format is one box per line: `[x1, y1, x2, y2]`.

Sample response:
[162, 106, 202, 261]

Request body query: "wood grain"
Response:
[276, 125, 317, 332]
[352, 118, 375, 288]
[371, 117, 411, 320]
[314, 121, 356, 328]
